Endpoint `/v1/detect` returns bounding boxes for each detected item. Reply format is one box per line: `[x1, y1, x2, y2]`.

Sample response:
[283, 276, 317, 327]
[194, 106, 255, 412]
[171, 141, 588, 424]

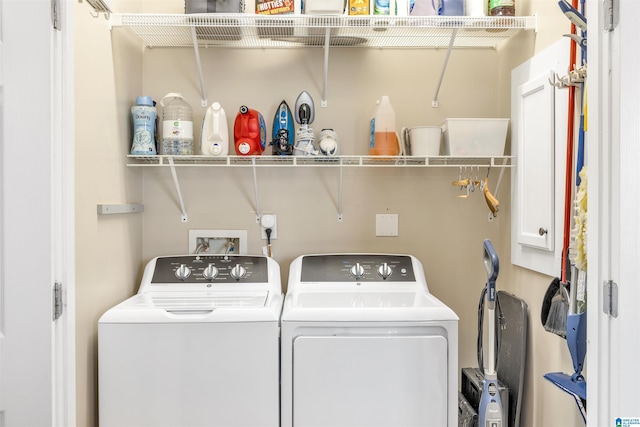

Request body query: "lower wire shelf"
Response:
[126, 155, 513, 223]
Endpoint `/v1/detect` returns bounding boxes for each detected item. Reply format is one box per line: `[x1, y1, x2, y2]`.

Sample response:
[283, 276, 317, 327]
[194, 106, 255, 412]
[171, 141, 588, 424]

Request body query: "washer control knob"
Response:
[230, 264, 247, 280]
[174, 264, 192, 280]
[202, 264, 219, 280]
[378, 263, 393, 279]
[350, 263, 365, 279]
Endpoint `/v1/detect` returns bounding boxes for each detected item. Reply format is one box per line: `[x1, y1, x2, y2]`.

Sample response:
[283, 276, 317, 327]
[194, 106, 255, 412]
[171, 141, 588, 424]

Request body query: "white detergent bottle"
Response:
[201, 102, 229, 156]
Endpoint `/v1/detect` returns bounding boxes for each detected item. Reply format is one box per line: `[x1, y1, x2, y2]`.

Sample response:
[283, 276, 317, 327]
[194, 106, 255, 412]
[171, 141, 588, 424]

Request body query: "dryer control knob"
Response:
[378, 263, 393, 279]
[350, 263, 365, 279]
[202, 264, 219, 280]
[230, 264, 247, 280]
[175, 264, 192, 280]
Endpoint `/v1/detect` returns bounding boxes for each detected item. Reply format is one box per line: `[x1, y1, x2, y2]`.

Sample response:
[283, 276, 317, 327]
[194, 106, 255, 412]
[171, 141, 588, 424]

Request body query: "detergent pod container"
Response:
[234, 105, 267, 156]
[201, 102, 229, 156]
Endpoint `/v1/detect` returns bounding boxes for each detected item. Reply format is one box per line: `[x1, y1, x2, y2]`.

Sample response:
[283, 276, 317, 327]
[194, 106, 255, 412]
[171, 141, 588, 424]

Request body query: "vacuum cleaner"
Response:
[478, 239, 505, 427]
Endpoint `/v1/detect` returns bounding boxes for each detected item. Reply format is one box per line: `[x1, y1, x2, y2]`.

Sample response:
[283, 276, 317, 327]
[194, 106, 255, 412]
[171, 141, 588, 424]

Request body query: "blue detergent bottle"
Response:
[130, 96, 157, 155]
[439, 0, 464, 15]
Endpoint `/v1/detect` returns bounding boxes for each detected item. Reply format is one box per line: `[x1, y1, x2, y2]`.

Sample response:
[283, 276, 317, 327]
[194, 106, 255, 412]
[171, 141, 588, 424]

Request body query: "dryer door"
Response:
[293, 335, 448, 427]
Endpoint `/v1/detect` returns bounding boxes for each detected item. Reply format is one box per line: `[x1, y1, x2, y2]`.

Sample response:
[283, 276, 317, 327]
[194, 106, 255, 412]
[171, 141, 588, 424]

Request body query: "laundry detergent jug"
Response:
[201, 101, 229, 156]
[234, 105, 267, 156]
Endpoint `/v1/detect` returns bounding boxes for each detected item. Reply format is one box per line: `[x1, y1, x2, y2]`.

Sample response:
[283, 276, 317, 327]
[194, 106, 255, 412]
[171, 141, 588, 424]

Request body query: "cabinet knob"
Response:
[539, 227, 548, 236]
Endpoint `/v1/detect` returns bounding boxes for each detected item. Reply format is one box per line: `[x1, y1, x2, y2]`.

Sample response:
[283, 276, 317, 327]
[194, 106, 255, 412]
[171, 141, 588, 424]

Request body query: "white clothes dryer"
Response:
[99, 254, 282, 427]
[281, 254, 459, 427]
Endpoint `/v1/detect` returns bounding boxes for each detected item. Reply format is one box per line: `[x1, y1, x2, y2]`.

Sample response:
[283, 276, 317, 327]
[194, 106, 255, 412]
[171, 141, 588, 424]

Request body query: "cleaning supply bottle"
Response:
[489, 0, 514, 16]
[373, 0, 395, 15]
[439, 0, 464, 15]
[465, 0, 485, 15]
[233, 105, 266, 156]
[369, 96, 399, 156]
[130, 96, 157, 155]
[160, 93, 194, 155]
[200, 101, 229, 156]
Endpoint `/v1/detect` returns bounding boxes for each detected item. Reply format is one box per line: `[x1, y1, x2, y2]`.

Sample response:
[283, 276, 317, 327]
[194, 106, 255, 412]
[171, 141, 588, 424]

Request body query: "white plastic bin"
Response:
[440, 118, 509, 156]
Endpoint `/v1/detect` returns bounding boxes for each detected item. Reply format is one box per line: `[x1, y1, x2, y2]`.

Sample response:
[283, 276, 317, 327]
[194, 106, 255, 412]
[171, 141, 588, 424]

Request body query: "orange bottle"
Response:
[369, 96, 399, 156]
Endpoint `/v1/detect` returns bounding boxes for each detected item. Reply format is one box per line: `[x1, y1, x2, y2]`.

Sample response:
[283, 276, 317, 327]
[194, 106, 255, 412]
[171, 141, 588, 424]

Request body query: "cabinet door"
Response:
[511, 37, 568, 276]
[516, 72, 555, 251]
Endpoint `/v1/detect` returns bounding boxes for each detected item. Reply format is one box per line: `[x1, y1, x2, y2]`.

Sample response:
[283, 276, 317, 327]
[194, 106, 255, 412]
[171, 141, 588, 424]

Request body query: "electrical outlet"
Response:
[260, 214, 277, 240]
[188, 229, 248, 254]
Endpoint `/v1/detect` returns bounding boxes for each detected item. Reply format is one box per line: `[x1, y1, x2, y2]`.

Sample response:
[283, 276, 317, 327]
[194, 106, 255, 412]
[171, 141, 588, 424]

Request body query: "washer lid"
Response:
[99, 291, 283, 323]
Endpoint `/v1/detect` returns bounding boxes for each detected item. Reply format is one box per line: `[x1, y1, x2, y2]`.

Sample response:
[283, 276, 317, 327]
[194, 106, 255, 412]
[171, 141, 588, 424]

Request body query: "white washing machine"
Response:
[281, 254, 459, 427]
[98, 254, 282, 427]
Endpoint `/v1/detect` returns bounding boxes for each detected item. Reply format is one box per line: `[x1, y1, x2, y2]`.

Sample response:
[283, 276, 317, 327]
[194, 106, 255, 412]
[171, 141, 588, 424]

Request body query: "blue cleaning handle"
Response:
[558, 0, 587, 31]
[483, 239, 499, 302]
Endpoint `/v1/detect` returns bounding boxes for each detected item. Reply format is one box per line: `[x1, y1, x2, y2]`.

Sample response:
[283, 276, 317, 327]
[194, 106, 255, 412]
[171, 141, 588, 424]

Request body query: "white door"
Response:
[0, 0, 75, 425]
[588, 0, 640, 424]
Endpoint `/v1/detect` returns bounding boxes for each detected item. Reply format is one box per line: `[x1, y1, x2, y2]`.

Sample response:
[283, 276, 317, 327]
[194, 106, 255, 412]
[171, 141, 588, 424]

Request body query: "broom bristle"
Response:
[544, 294, 568, 337]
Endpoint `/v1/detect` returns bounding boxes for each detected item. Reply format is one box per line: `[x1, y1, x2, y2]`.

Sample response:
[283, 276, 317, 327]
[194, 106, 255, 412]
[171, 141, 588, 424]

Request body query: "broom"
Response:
[543, 7, 580, 337]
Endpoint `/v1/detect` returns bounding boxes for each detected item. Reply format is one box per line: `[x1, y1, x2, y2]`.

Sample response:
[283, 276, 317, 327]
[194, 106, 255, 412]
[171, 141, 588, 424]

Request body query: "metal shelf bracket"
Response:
[337, 158, 343, 221]
[252, 158, 261, 223]
[322, 27, 331, 107]
[190, 26, 208, 107]
[432, 28, 458, 108]
[168, 157, 189, 222]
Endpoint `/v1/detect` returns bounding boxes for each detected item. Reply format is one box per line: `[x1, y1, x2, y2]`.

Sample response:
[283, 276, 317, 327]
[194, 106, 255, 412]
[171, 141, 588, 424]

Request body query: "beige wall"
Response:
[74, 0, 585, 425]
[74, 2, 145, 425]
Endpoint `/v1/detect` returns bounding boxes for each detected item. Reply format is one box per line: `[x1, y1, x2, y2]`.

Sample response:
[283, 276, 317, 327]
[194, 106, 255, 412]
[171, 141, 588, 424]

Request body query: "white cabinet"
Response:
[515, 71, 555, 251]
[511, 38, 570, 276]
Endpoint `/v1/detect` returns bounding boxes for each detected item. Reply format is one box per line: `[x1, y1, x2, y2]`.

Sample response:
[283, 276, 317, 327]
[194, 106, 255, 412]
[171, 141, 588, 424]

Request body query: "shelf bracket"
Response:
[190, 26, 208, 107]
[97, 204, 144, 215]
[337, 158, 343, 222]
[168, 157, 189, 222]
[321, 26, 331, 107]
[432, 28, 458, 108]
[252, 158, 261, 223]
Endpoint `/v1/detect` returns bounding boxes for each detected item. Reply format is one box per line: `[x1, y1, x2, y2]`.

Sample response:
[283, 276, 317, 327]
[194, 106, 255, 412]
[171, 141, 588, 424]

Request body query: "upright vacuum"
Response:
[478, 239, 505, 427]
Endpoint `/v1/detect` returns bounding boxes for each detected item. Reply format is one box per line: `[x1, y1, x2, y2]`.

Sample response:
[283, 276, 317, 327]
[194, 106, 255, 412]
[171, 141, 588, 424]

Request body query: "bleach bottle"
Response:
[201, 102, 229, 156]
[130, 96, 157, 155]
[234, 105, 266, 156]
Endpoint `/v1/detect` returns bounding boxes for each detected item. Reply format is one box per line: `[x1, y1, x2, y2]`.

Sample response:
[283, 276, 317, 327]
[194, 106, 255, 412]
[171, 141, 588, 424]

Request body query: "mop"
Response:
[544, 0, 588, 422]
[478, 239, 505, 427]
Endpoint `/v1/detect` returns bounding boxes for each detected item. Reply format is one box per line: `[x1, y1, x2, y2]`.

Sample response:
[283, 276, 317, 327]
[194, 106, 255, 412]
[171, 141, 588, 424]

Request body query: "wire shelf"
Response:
[111, 13, 536, 49]
[127, 155, 513, 168]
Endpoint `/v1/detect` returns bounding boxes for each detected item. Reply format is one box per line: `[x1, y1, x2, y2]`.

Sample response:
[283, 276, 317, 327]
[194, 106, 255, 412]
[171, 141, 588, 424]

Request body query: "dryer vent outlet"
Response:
[188, 229, 248, 255]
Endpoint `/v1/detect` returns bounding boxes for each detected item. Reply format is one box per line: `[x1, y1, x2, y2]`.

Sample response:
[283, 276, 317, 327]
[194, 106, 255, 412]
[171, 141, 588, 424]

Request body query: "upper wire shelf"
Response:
[111, 13, 536, 49]
[127, 155, 513, 168]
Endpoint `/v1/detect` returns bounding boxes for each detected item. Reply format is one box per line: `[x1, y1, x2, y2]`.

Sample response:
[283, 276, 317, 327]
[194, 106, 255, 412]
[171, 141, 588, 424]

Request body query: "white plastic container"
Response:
[161, 93, 194, 155]
[440, 118, 509, 156]
[409, 0, 438, 14]
[200, 102, 229, 156]
[465, 0, 485, 15]
[304, 0, 345, 14]
[402, 126, 442, 156]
